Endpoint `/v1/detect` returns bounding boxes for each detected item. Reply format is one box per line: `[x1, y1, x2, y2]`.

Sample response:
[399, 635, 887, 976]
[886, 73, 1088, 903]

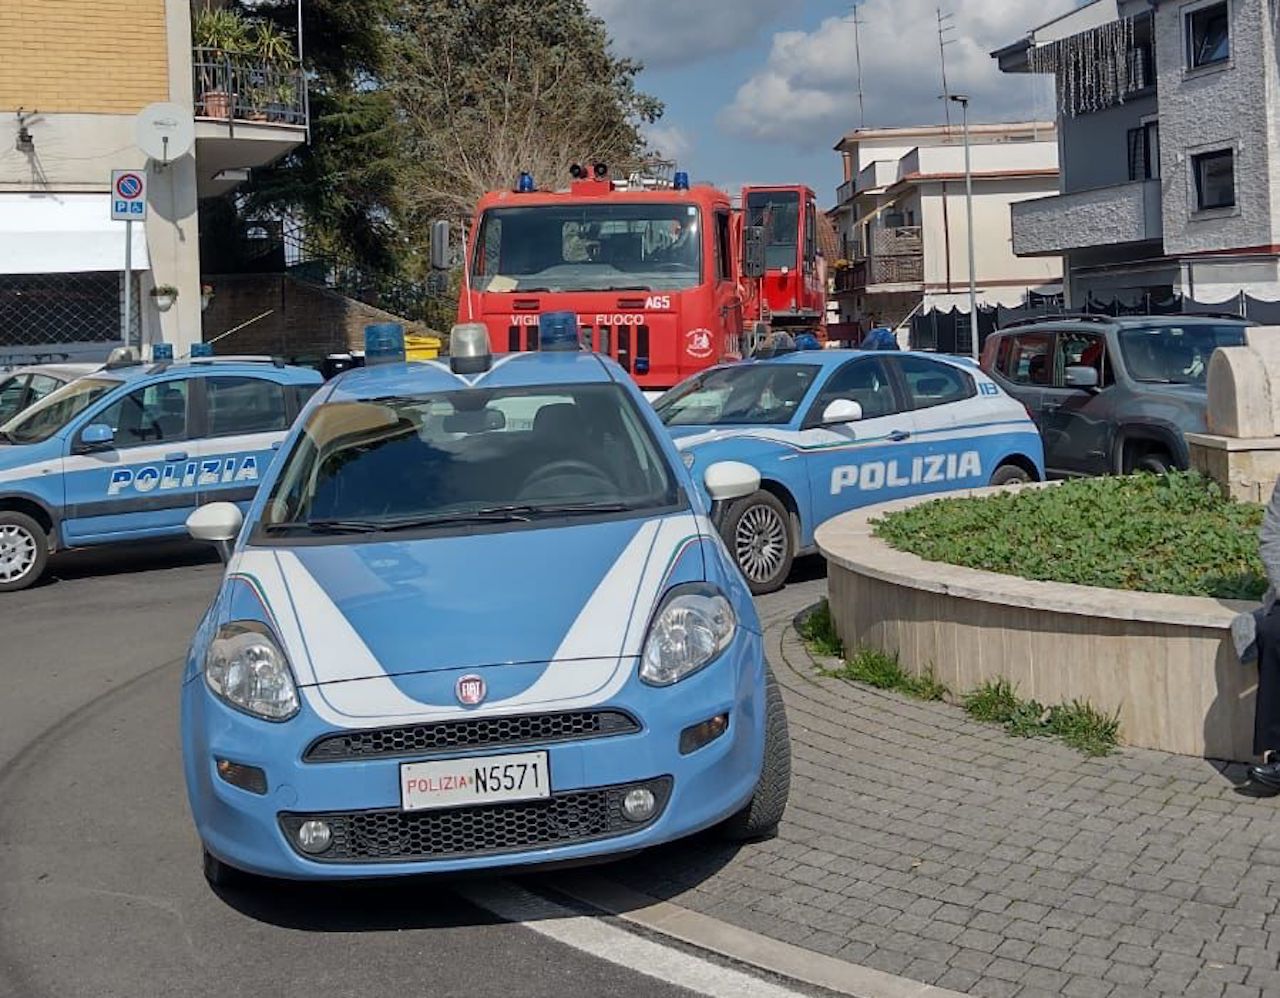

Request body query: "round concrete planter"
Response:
[814, 484, 1261, 761]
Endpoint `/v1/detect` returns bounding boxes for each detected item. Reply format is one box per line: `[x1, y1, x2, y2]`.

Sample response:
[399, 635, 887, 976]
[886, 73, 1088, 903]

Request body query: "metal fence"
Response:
[0, 272, 133, 367]
[192, 47, 308, 128]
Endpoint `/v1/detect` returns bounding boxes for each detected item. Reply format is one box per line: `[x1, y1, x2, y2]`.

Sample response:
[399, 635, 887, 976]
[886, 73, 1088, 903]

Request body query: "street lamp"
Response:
[950, 94, 979, 361]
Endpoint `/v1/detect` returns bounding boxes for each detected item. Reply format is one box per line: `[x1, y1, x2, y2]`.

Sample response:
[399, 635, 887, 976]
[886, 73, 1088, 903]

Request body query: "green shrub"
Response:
[825, 645, 950, 702]
[872, 472, 1266, 600]
[798, 600, 843, 658]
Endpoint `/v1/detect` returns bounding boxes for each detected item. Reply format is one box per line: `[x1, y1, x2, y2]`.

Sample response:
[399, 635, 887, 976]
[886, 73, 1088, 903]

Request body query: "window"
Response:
[807, 358, 898, 422]
[1127, 121, 1160, 181]
[1000, 332, 1053, 386]
[1193, 149, 1235, 210]
[715, 211, 732, 282]
[1117, 323, 1246, 385]
[745, 190, 800, 270]
[655, 364, 821, 427]
[3, 376, 120, 444]
[0, 376, 28, 422]
[1055, 332, 1111, 388]
[1186, 1, 1229, 68]
[94, 380, 189, 446]
[896, 356, 975, 410]
[804, 198, 817, 265]
[206, 377, 289, 437]
[26, 374, 61, 404]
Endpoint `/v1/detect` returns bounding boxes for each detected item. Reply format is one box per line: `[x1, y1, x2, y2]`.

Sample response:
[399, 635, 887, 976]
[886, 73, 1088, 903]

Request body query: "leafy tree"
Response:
[388, 0, 664, 232]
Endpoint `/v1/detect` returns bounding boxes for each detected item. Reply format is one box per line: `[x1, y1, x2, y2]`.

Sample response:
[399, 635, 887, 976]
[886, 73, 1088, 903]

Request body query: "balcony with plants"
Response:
[192, 6, 307, 128]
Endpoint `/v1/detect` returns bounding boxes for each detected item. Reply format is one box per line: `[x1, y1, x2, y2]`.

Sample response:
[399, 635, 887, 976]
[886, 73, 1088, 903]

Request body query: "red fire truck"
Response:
[455, 165, 747, 392]
[739, 185, 827, 342]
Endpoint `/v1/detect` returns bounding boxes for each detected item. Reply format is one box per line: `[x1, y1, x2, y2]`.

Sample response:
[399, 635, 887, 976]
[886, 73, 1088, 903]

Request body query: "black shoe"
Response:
[1249, 759, 1280, 789]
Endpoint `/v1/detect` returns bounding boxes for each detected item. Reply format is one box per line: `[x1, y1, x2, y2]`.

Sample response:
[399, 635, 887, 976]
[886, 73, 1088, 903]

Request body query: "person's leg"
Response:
[1250, 608, 1280, 786]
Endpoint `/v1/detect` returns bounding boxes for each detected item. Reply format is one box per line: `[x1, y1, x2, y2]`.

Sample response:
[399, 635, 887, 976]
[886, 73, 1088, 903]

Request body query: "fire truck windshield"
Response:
[746, 190, 799, 270]
[470, 203, 703, 293]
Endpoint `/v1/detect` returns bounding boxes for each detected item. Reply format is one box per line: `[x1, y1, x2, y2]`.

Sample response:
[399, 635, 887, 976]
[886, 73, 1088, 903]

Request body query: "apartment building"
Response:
[829, 123, 1063, 334]
[995, 0, 1280, 308]
[0, 0, 306, 364]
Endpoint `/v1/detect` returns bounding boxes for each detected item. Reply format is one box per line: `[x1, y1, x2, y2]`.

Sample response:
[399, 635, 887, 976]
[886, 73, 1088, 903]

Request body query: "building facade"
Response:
[996, 0, 1280, 308]
[0, 0, 306, 365]
[829, 123, 1063, 336]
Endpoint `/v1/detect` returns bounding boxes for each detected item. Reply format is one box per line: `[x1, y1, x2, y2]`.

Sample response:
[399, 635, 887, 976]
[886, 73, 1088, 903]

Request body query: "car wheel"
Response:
[720, 490, 794, 596]
[1135, 451, 1173, 475]
[0, 511, 49, 593]
[721, 666, 791, 842]
[989, 463, 1033, 487]
[202, 847, 250, 889]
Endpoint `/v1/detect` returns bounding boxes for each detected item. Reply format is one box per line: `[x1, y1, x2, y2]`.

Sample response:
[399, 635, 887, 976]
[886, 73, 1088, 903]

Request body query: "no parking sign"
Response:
[111, 169, 147, 220]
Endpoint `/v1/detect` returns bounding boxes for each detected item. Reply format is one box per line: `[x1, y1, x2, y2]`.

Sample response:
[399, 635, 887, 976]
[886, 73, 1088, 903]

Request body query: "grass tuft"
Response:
[824, 644, 950, 703]
[798, 600, 844, 658]
[962, 680, 1120, 756]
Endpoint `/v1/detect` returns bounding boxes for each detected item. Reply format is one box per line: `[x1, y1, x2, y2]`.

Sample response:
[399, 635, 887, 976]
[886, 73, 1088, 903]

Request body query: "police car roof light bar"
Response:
[450, 323, 492, 375]
[539, 311, 581, 352]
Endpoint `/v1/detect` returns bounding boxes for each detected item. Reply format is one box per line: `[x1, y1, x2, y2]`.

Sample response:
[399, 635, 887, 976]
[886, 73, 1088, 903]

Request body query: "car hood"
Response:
[226, 512, 708, 686]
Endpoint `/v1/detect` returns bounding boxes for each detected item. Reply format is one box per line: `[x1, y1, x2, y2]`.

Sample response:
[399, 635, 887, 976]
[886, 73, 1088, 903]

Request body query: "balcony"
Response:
[1012, 179, 1162, 256]
[191, 47, 309, 198]
[837, 179, 856, 205]
[835, 254, 924, 294]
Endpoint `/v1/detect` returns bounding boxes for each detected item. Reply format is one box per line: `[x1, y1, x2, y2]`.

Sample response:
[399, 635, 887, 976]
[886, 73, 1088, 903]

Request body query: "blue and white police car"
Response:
[181, 322, 789, 885]
[654, 351, 1046, 593]
[0, 355, 321, 591]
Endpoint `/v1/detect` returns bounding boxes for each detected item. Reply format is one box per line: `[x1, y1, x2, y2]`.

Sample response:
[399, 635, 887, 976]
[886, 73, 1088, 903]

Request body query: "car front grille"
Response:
[303, 709, 641, 763]
[279, 777, 673, 863]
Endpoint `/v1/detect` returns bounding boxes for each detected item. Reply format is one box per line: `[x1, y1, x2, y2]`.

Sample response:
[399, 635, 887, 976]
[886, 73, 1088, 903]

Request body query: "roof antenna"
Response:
[846, 4, 867, 129]
[937, 8, 956, 129]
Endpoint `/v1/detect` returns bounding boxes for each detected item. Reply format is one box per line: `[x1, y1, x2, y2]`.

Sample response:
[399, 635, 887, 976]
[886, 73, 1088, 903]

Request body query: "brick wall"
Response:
[0, 0, 170, 113]
[201, 275, 438, 360]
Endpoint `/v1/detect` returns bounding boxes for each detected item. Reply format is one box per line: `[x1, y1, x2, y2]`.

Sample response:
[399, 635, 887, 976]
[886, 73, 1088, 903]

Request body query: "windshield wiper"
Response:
[263, 503, 642, 537]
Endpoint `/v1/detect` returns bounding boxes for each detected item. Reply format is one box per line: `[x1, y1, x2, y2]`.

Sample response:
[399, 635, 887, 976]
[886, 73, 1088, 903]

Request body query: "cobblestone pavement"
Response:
[606, 570, 1280, 998]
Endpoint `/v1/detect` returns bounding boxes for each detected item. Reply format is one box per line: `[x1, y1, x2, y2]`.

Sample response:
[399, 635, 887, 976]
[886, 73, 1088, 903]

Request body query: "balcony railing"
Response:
[192, 46, 308, 127]
[837, 255, 924, 292]
[871, 226, 922, 257]
[837, 179, 856, 205]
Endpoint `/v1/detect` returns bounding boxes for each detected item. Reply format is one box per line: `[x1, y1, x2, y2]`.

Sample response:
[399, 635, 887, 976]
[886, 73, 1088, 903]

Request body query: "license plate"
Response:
[399, 751, 550, 812]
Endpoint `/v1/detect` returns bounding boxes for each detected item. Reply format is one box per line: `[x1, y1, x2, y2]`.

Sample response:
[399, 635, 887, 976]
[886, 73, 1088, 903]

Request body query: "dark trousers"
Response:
[1256, 607, 1280, 756]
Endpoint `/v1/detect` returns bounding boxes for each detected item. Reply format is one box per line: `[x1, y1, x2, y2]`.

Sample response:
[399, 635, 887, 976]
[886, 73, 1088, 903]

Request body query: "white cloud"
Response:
[588, 0, 785, 67]
[719, 0, 1071, 146]
[642, 123, 693, 164]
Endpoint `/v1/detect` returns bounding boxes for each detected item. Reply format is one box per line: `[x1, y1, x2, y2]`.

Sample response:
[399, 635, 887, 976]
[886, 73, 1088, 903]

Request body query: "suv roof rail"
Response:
[997, 313, 1113, 330]
[1179, 310, 1251, 321]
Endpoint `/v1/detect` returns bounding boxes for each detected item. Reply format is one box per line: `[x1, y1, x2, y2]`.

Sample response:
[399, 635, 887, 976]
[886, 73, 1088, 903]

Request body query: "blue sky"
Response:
[587, 0, 1074, 207]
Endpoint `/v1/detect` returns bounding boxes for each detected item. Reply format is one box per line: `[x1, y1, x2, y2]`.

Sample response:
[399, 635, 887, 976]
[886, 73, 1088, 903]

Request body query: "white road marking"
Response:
[458, 880, 811, 998]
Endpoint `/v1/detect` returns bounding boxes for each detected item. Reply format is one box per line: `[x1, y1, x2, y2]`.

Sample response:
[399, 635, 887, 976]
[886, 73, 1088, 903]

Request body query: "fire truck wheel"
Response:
[720, 490, 794, 595]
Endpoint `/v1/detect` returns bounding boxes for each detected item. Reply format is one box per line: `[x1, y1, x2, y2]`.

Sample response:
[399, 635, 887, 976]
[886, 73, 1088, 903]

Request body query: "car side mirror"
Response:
[704, 461, 761, 502]
[821, 399, 864, 425]
[187, 502, 244, 563]
[430, 220, 450, 271]
[1064, 365, 1100, 390]
[742, 225, 766, 279]
[79, 423, 115, 451]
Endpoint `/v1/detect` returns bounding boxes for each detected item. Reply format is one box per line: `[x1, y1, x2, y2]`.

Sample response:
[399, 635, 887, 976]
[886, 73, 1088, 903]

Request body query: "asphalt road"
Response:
[0, 543, 814, 998]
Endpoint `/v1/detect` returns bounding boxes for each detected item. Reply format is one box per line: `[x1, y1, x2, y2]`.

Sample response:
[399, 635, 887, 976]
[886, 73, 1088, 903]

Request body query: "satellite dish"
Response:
[136, 103, 196, 164]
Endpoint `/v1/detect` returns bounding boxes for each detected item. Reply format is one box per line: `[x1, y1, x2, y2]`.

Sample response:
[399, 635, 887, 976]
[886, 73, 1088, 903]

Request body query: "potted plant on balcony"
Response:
[251, 21, 298, 123]
[149, 284, 179, 314]
[192, 6, 251, 120]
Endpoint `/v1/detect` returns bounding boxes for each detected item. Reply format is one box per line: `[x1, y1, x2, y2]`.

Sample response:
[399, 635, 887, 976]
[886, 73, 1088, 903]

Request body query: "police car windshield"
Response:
[470, 203, 702, 293]
[656, 364, 821, 427]
[1117, 324, 1246, 385]
[1, 376, 121, 444]
[261, 383, 680, 534]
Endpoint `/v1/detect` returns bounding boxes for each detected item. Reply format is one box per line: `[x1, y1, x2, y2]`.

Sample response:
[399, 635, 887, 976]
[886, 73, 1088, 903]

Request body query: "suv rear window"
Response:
[1117, 324, 1245, 385]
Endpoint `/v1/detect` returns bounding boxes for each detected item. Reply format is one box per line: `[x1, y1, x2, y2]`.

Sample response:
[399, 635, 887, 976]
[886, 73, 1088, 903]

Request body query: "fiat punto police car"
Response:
[655, 351, 1045, 593]
[0, 355, 321, 591]
[181, 323, 789, 885]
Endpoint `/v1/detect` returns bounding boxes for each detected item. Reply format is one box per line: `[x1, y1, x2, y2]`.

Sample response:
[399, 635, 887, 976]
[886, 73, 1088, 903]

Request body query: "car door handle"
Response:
[888, 429, 911, 442]
[1043, 402, 1062, 412]
[165, 451, 188, 461]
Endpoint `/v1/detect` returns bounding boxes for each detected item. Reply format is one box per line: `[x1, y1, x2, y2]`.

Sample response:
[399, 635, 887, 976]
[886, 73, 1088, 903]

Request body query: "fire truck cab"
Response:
[740, 185, 825, 341]
[458, 168, 746, 392]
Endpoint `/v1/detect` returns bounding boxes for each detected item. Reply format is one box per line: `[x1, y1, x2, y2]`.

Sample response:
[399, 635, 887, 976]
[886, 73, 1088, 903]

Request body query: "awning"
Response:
[0, 194, 150, 275]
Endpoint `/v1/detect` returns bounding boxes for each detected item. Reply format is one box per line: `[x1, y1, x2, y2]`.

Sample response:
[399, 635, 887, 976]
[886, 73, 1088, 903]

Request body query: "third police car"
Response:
[0, 354, 320, 591]
[654, 351, 1045, 593]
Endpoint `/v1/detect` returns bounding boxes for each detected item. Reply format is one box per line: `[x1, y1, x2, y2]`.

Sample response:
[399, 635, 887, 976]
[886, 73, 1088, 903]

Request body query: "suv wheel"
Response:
[719, 490, 794, 595]
[1135, 451, 1173, 475]
[0, 511, 49, 592]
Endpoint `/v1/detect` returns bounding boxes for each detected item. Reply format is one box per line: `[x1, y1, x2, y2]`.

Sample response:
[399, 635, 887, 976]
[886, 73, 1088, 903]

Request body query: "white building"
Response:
[0, 0, 307, 365]
[829, 123, 1063, 336]
[995, 0, 1280, 308]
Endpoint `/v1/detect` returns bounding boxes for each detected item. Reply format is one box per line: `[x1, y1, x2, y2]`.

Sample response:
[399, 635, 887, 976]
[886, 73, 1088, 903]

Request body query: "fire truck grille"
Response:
[278, 777, 672, 863]
[303, 710, 641, 762]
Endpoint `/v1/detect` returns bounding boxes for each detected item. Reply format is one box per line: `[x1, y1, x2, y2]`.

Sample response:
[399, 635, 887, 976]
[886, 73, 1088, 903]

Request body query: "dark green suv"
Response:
[980, 315, 1249, 476]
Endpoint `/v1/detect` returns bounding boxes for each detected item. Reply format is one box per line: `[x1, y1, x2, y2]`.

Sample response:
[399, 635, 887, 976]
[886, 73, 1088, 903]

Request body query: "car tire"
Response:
[1135, 451, 1173, 475]
[989, 463, 1033, 488]
[0, 511, 49, 593]
[720, 490, 794, 596]
[202, 847, 250, 890]
[721, 666, 791, 842]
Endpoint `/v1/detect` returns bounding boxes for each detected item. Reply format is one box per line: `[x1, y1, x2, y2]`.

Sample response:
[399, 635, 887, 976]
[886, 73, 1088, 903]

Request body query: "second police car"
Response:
[0, 354, 321, 591]
[180, 321, 789, 884]
[654, 350, 1046, 593]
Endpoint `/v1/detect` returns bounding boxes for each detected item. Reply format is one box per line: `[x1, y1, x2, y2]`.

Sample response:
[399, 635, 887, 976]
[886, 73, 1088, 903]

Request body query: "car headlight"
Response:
[640, 584, 736, 686]
[205, 621, 299, 721]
